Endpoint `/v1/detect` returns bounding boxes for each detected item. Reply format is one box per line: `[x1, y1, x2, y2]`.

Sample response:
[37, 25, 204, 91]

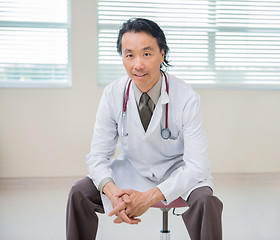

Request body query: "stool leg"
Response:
[160, 209, 171, 240]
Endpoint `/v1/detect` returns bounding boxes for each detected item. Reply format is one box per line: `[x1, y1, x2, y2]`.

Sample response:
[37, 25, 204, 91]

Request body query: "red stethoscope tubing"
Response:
[123, 79, 132, 114]
[164, 72, 169, 129]
[123, 71, 169, 129]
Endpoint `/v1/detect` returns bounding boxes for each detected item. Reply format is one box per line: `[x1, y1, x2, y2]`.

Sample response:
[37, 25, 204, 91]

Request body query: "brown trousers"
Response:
[66, 177, 223, 240]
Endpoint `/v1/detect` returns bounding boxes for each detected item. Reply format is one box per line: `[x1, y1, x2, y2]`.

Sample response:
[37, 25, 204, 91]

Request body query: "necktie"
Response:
[139, 92, 152, 131]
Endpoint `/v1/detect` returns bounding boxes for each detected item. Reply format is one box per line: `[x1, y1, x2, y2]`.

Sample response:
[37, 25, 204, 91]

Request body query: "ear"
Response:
[160, 49, 165, 62]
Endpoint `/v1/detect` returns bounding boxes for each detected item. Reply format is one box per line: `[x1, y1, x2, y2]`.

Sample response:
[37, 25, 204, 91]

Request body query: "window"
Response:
[0, 0, 71, 88]
[97, 0, 280, 89]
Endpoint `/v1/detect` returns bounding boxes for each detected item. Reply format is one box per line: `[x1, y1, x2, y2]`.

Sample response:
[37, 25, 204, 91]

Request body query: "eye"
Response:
[144, 52, 151, 57]
[126, 54, 133, 58]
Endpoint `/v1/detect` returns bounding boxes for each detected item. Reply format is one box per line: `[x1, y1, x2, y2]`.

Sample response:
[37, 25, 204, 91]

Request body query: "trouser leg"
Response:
[182, 186, 223, 240]
[66, 177, 104, 240]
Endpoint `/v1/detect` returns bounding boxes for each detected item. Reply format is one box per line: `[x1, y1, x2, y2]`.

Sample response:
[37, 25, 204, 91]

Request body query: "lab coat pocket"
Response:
[160, 135, 184, 158]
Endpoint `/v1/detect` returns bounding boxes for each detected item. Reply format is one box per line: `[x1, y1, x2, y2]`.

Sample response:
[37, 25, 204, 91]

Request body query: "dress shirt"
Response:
[132, 73, 162, 111]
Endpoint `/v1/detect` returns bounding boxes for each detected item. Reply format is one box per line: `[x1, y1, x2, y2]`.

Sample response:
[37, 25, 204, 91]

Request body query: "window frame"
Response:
[0, 0, 72, 88]
[96, 0, 280, 90]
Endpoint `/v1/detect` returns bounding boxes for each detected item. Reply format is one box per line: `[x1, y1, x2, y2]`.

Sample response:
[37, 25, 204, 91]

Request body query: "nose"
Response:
[134, 57, 144, 71]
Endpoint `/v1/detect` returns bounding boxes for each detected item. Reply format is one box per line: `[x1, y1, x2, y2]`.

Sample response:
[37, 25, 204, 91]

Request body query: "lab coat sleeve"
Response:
[157, 92, 211, 204]
[86, 86, 119, 189]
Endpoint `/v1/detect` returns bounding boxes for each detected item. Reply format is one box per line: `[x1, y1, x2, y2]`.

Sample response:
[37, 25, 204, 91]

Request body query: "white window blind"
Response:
[97, 0, 280, 89]
[0, 0, 71, 88]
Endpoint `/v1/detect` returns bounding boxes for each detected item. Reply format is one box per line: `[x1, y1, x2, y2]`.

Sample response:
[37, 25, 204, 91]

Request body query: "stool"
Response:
[152, 198, 188, 240]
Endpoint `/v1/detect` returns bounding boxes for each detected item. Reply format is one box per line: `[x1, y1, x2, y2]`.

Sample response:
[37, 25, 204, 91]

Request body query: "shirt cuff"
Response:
[98, 177, 114, 193]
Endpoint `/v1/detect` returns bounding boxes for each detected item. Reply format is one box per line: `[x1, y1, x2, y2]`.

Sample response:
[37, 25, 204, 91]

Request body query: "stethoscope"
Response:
[121, 71, 171, 139]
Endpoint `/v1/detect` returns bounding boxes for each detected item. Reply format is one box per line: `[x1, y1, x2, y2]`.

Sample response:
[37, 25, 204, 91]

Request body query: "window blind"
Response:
[97, 0, 280, 89]
[0, 0, 71, 88]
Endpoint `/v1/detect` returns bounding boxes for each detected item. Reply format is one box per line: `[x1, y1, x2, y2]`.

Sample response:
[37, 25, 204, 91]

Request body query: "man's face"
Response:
[121, 31, 164, 92]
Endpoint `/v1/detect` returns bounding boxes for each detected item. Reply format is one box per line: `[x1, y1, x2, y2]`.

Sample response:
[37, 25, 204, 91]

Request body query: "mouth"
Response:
[133, 73, 148, 78]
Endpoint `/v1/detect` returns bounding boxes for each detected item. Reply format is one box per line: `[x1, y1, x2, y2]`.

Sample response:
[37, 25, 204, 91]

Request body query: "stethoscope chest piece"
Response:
[161, 128, 171, 140]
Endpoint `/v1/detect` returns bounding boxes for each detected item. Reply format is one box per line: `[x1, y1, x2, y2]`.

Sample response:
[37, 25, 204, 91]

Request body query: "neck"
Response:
[137, 72, 161, 93]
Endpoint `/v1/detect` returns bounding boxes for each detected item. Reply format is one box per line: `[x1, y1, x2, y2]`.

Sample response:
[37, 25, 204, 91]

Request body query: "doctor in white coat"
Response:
[66, 18, 223, 240]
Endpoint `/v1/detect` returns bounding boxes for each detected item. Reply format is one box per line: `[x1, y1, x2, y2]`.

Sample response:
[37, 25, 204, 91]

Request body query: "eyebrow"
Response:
[123, 46, 155, 53]
[143, 46, 154, 51]
[123, 49, 133, 53]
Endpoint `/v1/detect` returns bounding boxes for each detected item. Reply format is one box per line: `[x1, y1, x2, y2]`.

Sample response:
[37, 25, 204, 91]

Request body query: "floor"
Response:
[0, 173, 280, 240]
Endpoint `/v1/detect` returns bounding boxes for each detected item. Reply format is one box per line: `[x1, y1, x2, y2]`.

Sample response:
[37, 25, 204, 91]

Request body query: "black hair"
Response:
[116, 18, 170, 69]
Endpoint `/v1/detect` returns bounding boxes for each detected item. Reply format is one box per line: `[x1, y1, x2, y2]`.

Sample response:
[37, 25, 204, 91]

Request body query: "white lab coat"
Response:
[86, 72, 213, 213]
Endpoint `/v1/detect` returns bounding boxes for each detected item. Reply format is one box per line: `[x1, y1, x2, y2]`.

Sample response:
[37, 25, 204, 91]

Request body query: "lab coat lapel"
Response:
[145, 77, 170, 136]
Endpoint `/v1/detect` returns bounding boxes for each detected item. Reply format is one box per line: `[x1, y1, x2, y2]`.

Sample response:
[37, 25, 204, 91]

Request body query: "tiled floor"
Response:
[0, 174, 280, 240]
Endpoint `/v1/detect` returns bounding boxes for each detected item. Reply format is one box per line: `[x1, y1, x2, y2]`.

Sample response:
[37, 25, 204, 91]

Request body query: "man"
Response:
[67, 18, 223, 240]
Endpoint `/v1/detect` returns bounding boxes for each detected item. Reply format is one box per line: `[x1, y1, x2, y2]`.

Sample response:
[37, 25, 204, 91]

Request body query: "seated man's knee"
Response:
[68, 180, 83, 201]
[68, 178, 92, 200]
[188, 187, 222, 209]
[198, 194, 213, 204]
[197, 194, 223, 212]
[68, 177, 103, 210]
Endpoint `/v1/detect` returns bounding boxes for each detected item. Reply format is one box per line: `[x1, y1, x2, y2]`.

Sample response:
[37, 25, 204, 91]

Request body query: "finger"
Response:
[122, 194, 131, 204]
[108, 201, 126, 217]
[113, 216, 124, 224]
[113, 217, 139, 225]
[115, 189, 132, 198]
[134, 218, 141, 223]
[128, 217, 141, 224]
[118, 210, 132, 224]
[125, 206, 137, 218]
[118, 210, 140, 225]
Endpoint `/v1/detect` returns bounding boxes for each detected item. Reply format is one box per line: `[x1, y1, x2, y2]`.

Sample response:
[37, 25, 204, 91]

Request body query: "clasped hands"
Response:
[108, 188, 164, 225]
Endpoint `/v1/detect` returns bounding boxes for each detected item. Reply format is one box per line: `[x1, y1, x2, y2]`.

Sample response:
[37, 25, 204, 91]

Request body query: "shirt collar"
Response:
[132, 73, 162, 106]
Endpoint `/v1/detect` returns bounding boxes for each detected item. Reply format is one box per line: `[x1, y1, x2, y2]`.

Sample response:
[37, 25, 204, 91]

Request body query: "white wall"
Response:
[0, 0, 280, 178]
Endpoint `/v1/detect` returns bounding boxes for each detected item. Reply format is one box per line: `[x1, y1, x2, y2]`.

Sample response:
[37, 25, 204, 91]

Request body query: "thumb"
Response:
[115, 189, 132, 198]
